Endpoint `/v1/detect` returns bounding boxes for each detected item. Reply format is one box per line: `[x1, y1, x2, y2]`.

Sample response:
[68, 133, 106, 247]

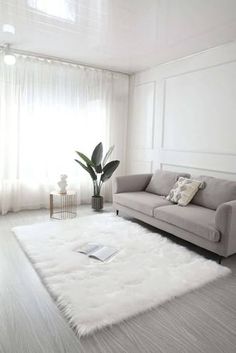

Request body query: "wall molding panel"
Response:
[161, 163, 236, 181]
[126, 41, 236, 180]
[161, 148, 236, 157]
[126, 81, 156, 173]
[161, 163, 236, 176]
[163, 58, 236, 81]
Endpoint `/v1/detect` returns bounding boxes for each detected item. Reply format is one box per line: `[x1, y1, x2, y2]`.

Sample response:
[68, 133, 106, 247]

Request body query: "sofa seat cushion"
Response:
[113, 192, 171, 216]
[154, 204, 220, 242]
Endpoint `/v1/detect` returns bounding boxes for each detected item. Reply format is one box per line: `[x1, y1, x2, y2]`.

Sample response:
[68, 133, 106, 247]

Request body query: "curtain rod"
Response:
[0, 46, 129, 76]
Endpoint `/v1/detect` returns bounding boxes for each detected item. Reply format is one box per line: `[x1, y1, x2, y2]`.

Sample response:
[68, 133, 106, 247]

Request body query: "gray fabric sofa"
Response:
[113, 171, 236, 258]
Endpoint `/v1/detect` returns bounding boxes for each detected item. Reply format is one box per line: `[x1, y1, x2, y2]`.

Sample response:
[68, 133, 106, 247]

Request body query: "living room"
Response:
[0, 1, 236, 352]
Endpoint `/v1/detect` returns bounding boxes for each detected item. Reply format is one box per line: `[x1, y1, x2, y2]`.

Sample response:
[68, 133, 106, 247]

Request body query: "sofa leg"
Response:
[116, 210, 119, 216]
[218, 256, 222, 264]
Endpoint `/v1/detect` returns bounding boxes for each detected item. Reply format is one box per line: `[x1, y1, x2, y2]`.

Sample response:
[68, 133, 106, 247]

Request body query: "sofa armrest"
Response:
[215, 200, 236, 256]
[113, 174, 152, 194]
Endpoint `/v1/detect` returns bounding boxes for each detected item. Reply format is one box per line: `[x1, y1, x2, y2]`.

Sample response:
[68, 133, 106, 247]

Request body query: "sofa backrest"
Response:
[191, 175, 236, 210]
[145, 169, 190, 196]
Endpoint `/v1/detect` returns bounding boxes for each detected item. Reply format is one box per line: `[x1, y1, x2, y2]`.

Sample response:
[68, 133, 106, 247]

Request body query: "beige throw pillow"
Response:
[166, 177, 203, 206]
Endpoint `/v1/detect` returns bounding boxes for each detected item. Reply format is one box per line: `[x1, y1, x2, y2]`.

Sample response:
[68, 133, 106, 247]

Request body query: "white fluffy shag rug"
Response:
[13, 213, 230, 336]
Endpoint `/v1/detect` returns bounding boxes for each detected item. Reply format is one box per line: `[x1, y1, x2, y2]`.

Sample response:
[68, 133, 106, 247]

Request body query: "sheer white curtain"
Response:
[0, 54, 129, 214]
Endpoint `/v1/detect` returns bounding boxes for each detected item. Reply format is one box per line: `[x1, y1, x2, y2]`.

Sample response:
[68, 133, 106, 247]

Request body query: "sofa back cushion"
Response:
[191, 175, 236, 210]
[145, 169, 190, 196]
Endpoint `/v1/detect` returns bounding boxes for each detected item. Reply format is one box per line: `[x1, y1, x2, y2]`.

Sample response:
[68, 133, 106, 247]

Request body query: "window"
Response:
[28, 0, 76, 22]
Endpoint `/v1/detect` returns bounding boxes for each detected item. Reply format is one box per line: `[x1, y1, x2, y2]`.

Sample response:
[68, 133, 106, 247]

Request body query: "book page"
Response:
[89, 246, 118, 262]
[77, 243, 102, 255]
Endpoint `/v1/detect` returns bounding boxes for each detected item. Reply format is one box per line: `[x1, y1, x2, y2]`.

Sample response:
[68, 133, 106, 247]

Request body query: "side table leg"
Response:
[50, 194, 53, 218]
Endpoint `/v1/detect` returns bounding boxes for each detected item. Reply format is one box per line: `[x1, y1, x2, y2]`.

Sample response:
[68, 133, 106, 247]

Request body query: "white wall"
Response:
[126, 41, 236, 180]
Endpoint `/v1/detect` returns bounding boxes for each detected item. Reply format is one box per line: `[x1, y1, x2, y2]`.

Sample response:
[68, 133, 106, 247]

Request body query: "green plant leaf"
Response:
[91, 142, 103, 166]
[95, 164, 102, 173]
[87, 164, 97, 180]
[74, 159, 97, 180]
[76, 151, 93, 166]
[102, 145, 114, 167]
[101, 160, 120, 182]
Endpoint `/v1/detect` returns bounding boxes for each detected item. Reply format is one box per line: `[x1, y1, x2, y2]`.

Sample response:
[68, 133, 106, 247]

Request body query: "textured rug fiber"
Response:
[12, 213, 230, 336]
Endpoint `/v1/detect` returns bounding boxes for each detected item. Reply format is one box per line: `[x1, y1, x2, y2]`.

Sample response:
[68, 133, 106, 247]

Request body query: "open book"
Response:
[76, 243, 118, 262]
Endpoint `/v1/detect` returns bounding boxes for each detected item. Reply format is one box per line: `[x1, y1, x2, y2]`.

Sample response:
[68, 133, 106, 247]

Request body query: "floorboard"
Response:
[0, 206, 235, 353]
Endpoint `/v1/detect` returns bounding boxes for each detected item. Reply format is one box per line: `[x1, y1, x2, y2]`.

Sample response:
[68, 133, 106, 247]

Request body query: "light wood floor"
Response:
[0, 206, 236, 353]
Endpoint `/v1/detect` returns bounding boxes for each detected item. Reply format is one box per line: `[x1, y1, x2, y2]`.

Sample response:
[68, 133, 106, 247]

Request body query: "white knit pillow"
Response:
[166, 177, 203, 206]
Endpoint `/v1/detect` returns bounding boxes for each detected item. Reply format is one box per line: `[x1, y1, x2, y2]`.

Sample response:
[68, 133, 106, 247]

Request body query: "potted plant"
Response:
[75, 142, 120, 210]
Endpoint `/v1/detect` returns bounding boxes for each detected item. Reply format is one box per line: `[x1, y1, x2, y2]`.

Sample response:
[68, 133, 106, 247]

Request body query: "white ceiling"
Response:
[0, 0, 236, 74]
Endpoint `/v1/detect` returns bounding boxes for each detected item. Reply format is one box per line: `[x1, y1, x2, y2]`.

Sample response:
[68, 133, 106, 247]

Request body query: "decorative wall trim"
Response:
[135, 81, 157, 87]
[133, 81, 156, 150]
[161, 59, 236, 153]
[127, 42, 236, 180]
[151, 82, 156, 150]
[163, 58, 236, 81]
[160, 148, 236, 157]
[150, 160, 154, 173]
[161, 163, 236, 176]
[160, 79, 166, 149]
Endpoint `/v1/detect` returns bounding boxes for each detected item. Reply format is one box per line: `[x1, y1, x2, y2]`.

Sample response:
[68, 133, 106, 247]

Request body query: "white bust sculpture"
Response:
[58, 174, 68, 194]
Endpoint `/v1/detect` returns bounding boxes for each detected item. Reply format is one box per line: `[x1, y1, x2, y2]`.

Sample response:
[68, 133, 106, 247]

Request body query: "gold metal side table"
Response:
[49, 191, 77, 219]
